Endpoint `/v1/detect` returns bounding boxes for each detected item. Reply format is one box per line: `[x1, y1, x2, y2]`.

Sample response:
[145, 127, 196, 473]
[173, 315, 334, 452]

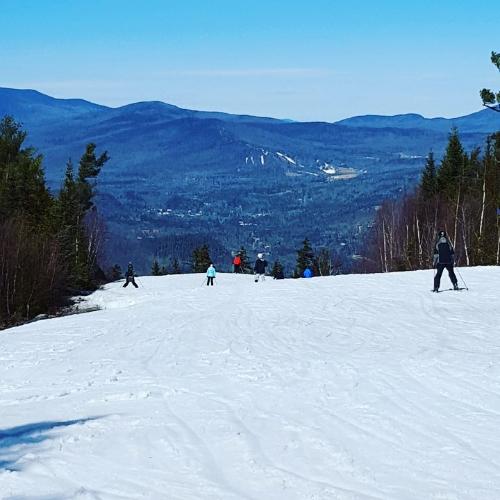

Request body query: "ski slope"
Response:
[1, 268, 500, 500]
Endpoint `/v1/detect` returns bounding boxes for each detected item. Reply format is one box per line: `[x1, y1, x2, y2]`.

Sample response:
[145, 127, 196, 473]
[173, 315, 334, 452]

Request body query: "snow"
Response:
[1, 267, 500, 499]
[322, 167, 337, 175]
[319, 162, 337, 175]
[276, 152, 296, 165]
[320, 164, 359, 180]
[398, 153, 424, 160]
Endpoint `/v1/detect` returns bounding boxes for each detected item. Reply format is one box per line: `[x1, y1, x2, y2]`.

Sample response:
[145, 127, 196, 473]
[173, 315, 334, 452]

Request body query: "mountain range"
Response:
[1, 87, 499, 273]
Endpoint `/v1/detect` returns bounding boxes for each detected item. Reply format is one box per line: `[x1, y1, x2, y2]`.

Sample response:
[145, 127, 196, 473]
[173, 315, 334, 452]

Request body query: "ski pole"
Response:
[136, 276, 145, 288]
[455, 267, 469, 290]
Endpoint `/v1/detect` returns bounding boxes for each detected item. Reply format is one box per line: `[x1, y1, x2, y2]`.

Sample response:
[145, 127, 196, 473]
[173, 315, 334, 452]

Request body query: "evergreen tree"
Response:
[361, 131, 500, 271]
[476, 135, 500, 263]
[494, 132, 500, 210]
[57, 144, 109, 287]
[420, 151, 438, 199]
[171, 257, 182, 274]
[192, 244, 211, 273]
[109, 264, 122, 281]
[77, 143, 109, 211]
[437, 128, 465, 197]
[295, 238, 314, 277]
[151, 259, 161, 276]
[0, 117, 110, 326]
[271, 260, 284, 278]
[0, 117, 63, 325]
[75, 143, 109, 286]
[480, 51, 500, 112]
[0, 116, 52, 226]
[462, 147, 481, 183]
[237, 246, 251, 273]
[360, 50, 500, 272]
[57, 160, 84, 282]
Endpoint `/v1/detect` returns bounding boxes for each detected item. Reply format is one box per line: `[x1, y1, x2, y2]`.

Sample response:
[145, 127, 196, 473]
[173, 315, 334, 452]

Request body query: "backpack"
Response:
[234, 256, 241, 265]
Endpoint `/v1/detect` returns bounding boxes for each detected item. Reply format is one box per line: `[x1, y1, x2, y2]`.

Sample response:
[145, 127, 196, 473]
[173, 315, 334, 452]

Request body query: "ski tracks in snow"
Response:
[1, 268, 500, 499]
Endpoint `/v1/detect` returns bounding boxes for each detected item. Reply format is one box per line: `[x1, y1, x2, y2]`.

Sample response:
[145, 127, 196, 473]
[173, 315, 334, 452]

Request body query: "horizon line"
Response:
[0, 84, 488, 124]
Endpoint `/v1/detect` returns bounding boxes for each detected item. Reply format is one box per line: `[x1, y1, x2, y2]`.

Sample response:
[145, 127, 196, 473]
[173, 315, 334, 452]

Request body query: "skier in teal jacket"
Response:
[206, 264, 216, 286]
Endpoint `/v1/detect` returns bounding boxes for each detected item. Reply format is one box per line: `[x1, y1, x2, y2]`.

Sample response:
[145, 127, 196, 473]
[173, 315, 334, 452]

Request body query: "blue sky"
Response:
[1, 0, 498, 121]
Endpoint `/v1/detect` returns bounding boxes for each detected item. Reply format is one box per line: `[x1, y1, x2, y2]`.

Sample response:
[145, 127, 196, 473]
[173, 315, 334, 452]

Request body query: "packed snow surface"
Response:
[1, 268, 500, 499]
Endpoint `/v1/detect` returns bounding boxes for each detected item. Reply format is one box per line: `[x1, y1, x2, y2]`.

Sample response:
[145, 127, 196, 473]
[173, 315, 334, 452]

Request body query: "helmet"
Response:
[438, 230, 446, 238]
[257, 253, 263, 259]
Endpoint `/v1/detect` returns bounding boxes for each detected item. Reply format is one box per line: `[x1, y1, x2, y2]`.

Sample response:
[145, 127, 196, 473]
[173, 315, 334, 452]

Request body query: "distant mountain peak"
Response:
[334, 109, 500, 133]
[1, 86, 500, 133]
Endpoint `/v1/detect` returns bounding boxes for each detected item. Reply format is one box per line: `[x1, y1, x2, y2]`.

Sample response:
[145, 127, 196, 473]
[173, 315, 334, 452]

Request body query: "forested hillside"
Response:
[361, 130, 500, 271]
[0, 116, 108, 327]
[1, 87, 499, 273]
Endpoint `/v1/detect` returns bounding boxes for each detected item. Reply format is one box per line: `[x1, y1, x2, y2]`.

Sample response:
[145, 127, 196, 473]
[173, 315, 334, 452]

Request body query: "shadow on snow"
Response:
[0, 416, 104, 472]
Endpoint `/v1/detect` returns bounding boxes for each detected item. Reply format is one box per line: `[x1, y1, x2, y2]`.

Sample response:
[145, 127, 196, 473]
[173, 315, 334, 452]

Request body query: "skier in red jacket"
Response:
[233, 254, 242, 273]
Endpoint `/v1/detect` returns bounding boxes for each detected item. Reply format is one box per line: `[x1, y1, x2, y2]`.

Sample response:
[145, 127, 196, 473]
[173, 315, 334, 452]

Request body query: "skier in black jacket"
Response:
[123, 262, 139, 288]
[254, 253, 268, 282]
[433, 231, 458, 292]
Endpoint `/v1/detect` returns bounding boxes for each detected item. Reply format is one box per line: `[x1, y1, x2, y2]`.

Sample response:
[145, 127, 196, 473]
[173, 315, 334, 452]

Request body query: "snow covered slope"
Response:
[1, 268, 500, 499]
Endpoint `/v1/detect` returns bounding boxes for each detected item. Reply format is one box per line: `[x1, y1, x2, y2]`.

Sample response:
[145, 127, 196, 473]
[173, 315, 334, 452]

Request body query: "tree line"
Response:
[359, 129, 500, 272]
[0, 116, 108, 327]
[149, 240, 343, 278]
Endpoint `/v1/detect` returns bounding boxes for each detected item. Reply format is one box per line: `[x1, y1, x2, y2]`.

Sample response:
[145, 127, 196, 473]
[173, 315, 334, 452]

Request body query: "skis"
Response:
[431, 287, 467, 293]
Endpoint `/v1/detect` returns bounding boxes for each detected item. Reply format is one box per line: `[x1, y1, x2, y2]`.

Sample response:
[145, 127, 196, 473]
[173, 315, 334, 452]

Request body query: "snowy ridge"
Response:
[276, 152, 297, 165]
[1, 268, 500, 499]
[242, 150, 361, 181]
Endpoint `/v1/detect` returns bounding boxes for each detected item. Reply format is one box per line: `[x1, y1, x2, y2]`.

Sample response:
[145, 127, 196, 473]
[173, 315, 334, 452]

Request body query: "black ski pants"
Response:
[207, 277, 214, 286]
[123, 277, 138, 288]
[434, 263, 457, 289]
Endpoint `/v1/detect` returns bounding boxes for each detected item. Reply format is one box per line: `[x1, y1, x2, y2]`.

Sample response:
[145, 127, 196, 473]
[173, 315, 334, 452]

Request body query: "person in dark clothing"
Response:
[254, 253, 268, 282]
[433, 230, 458, 292]
[274, 269, 285, 280]
[123, 262, 139, 288]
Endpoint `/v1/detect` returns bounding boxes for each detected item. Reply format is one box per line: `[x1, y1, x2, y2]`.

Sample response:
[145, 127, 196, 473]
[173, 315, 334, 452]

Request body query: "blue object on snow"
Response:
[303, 268, 313, 278]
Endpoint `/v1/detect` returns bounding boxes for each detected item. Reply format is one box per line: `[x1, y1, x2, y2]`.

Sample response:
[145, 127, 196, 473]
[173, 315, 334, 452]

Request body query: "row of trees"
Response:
[294, 238, 343, 277]
[151, 258, 182, 276]
[150, 245, 253, 275]
[360, 129, 500, 272]
[0, 116, 108, 327]
[147, 240, 342, 279]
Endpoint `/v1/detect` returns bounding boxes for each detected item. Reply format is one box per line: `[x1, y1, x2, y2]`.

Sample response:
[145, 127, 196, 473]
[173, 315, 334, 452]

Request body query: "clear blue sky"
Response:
[1, 0, 498, 121]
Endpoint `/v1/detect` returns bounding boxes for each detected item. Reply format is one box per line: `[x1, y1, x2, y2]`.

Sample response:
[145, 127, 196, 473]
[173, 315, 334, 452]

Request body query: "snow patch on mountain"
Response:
[276, 152, 296, 165]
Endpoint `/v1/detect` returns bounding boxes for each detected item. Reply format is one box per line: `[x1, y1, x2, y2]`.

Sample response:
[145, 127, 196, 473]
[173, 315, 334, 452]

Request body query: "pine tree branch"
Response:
[483, 103, 500, 113]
